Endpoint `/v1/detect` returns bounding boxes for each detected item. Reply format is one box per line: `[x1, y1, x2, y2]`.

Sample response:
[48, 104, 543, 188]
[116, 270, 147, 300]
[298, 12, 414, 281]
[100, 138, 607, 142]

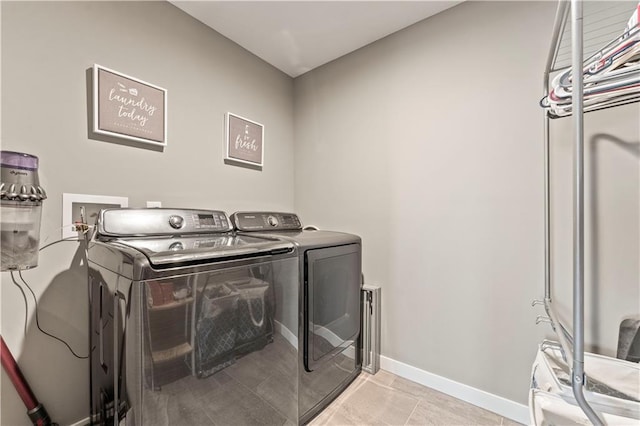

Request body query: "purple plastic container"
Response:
[0, 150, 45, 270]
[0, 151, 39, 171]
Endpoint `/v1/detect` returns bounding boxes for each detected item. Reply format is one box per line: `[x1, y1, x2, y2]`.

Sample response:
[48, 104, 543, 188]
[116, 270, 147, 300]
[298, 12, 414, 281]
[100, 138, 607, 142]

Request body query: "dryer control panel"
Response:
[232, 212, 302, 231]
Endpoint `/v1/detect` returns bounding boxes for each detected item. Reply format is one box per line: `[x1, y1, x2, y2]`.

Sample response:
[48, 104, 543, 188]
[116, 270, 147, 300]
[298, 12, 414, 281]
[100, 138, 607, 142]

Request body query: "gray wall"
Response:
[549, 106, 639, 356]
[294, 0, 639, 406]
[1, 2, 294, 424]
[2, 1, 638, 424]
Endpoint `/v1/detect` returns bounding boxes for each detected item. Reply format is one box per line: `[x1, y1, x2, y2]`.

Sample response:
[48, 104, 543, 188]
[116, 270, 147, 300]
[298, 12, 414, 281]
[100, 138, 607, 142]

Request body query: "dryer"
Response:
[232, 211, 363, 424]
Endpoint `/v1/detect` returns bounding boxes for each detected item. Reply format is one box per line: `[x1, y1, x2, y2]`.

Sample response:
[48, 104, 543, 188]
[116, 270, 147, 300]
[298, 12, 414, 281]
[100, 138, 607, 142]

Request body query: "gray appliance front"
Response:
[305, 244, 361, 372]
[89, 254, 300, 426]
[88, 208, 302, 426]
[231, 212, 363, 424]
[299, 243, 362, 424]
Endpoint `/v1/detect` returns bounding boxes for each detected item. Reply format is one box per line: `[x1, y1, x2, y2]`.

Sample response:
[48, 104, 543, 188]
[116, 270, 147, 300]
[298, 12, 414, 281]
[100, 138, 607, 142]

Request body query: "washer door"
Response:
[304, 244, 361, 372]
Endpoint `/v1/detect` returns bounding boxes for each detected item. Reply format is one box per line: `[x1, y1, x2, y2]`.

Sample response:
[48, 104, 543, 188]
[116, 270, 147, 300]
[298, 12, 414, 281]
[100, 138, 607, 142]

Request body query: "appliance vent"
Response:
[362, 285, 381, 374]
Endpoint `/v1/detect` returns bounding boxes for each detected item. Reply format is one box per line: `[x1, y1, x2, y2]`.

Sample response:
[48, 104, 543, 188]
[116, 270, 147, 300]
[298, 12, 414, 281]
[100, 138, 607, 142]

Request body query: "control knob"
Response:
[169, 215, 184, 229]
[267, 215, 279, 227]
[169, 242, 184, 251]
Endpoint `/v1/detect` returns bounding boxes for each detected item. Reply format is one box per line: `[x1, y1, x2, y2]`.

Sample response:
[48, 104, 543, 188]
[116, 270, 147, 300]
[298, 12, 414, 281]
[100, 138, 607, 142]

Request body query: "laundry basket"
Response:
[190, 283, 239, 377]
[228, 277, 274, 355]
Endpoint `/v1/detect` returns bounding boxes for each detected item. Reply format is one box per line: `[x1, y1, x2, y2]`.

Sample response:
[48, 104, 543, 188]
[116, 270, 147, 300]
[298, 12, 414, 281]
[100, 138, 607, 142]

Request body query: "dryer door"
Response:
[304, 244, 361, 371]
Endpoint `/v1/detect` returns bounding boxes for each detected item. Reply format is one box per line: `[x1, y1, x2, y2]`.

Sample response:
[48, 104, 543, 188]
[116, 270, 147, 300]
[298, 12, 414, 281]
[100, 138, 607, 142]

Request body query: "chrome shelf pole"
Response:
[542, 0, 574, 369]
[570, 1, 604, 424]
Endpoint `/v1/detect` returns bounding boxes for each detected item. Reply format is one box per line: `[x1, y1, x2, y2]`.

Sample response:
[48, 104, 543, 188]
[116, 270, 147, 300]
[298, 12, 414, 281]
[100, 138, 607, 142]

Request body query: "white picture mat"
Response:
[62, 193, 128, 238]
[92, 64, 168, 147]
[225, 112, 264, 167]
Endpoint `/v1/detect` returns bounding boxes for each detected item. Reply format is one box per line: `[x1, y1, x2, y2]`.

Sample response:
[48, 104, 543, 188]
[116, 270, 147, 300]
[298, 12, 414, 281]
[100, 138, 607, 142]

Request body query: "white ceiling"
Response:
[170, 1, 463, 77]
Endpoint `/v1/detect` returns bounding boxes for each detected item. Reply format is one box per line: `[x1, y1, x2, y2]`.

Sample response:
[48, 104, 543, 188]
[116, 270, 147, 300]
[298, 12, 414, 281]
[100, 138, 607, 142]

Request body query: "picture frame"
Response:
[225, 112, 264, 168]
[92, 64, 167, 147]
[62, 193, 128, 239]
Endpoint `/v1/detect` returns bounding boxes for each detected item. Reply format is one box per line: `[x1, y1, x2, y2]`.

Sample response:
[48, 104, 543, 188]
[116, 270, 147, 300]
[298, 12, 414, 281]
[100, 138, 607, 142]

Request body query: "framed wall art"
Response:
[225, 112, 264, 168]
[93, 64, 167, 147]
[62, 193, 128, 239]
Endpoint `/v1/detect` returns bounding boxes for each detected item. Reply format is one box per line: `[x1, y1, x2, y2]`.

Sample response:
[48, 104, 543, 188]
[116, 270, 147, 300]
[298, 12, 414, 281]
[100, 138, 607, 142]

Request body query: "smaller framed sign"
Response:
[225, 112, 264, 167]
[93, 64, 167, 147]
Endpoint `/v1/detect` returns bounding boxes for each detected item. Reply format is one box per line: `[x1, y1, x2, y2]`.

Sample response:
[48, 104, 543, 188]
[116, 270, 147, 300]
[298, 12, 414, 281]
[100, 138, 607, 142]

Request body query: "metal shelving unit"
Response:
[534, 1, 640, 424]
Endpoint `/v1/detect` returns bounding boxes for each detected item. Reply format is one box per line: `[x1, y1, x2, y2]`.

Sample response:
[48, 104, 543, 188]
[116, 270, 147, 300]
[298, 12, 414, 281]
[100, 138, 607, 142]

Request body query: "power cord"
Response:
[12, 270, 89, 359]
[38, 237, 81, 252]
[8, 229, 94, 360]
[9, 272, 29, 337]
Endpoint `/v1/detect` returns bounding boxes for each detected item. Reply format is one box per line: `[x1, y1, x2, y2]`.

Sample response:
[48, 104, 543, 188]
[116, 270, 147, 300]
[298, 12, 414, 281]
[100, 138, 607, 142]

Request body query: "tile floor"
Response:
[309, 370, 523, 426]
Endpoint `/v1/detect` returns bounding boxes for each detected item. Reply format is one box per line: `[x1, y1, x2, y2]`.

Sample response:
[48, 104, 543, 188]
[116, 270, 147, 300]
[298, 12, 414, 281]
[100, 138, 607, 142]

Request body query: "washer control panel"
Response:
[98, 208, 232, 237]
[232, 212, 302, 231]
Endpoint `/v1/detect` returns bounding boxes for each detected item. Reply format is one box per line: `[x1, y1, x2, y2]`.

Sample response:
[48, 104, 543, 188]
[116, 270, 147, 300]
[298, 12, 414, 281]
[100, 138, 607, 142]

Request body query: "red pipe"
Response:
[1, 335, 38, 409]
[1, 335, 51, 425]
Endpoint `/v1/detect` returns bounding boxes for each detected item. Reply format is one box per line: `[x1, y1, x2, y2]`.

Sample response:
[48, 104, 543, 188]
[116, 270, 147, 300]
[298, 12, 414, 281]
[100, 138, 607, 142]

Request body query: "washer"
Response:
[87, 208, 304, 425]
[231, 211, 363, 424]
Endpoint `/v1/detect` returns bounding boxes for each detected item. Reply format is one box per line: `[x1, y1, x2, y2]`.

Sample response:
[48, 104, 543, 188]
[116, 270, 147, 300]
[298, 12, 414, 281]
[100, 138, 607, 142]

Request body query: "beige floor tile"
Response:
[317, 403, 387, 426]
[366, 369, 398, 387]
[332, 379, 420, 425]
[310, 369, 520, 426]
[407, 400, 466, 425]
[406, 399, 505, 426]
[422, 398, 502, 425]
[334, 373, 369, 402]
[390, 374, 444, 400]
[390, 374, 504, 425]
[500, 416, 524, 426]
[406, 400, 468, 425]
[308, 403, 339, 425]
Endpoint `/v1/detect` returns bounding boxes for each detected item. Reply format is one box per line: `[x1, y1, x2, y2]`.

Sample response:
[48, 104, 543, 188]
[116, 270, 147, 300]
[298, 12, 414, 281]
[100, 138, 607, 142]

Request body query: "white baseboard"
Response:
[68, 416, 90, 426]
[380, 355, 529, 425]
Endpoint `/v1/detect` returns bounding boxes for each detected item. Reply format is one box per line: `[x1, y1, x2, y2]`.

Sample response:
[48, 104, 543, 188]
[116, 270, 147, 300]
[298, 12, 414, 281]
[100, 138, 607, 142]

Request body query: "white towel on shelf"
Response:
[529, 340, 640, 425]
